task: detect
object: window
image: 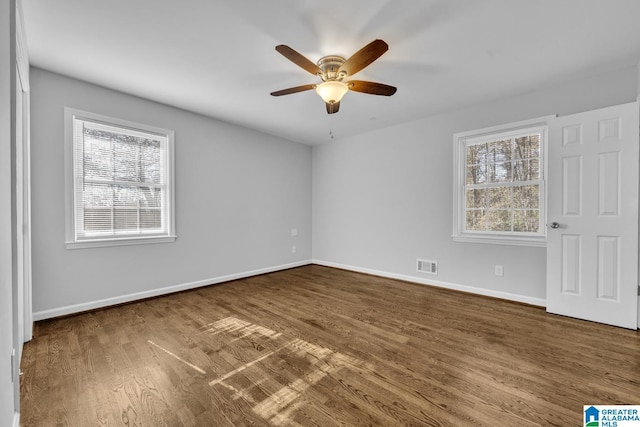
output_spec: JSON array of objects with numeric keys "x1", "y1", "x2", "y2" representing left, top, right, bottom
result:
[
  {"x1": 453, "y1": 117, "x2": 550, "y2": 246},
  {"x1": 65, "y1": 108, "x2": 176, "y2": 248}
]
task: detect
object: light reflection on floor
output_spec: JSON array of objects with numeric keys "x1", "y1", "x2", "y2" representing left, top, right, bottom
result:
[
  {"x1": 147, "y1": 340, "x2": 207, "y2": 374},
  {"x1": 151, "y1": 316, "x2": 372, "y2": 425}
]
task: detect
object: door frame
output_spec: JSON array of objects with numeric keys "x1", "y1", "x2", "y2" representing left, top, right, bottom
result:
[
  {"x1": 15, "y1": 0, "x2": 30, "y2": 341},
  {"x1": 11, "y1": 0, "x2": 31, "y2": 420},
  {"x1": 637, "y1": 72, "x2": 640, "y2": 328}
]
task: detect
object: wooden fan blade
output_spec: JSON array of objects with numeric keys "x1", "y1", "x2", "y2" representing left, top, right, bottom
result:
[
  {"x1": 338, "y1": 39, "x2": 388, "y2": 77},
  {"x1": 270, "y1": 84, "x2": 316, "y2": 96},
  {"x1": 275, "y1": 45, "x2": 322, "y2": 76},
  {"x1": 325, "y1": 101, "x2": 340, "y2": 114},
  {"x1": 347, "y1": 80, "x2": 397, "y2": 96}
]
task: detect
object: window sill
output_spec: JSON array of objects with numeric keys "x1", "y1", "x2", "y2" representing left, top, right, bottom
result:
[
  {"x1": 452, "y1": 234, "x2": 546, "y2": 247},
  {"x1": 65, "y1": 235, "x2": 177, "y2": 250}
]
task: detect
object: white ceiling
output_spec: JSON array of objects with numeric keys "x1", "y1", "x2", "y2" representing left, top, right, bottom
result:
[{"x1": 21, "y1": 0, "x2": 640, "y2": 145}]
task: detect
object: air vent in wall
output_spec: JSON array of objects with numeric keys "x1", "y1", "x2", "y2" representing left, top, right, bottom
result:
[{"x1": 417, "y1": 259, "x2": 438, "y2": 275}]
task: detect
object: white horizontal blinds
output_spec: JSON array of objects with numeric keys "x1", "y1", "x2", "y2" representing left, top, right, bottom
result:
[
  {"x1": 73, "y1": 116, "x2": 167, "y2": 239},
  {"x1": 464, "y1": 129, "x2": 542, "y2": 234}
]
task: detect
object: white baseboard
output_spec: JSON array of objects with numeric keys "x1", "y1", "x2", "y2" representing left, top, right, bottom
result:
[
  {"x1": 33, "y1": 260, "x2": 312, "y2": 321},
  {"x1": 312, "y1": 259, "x2": 546, "y2": 307},
  {"x1": 13, "y1": 412, "x2": 19, "y2": 427},
  {"x1": 33, "y1": 259, "x2": 545, "y2": 321}
]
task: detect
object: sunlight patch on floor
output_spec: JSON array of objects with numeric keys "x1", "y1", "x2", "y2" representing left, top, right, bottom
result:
[
  {"x1": 199, "y1": 316, "x2": 282, "y2": 340},
  {"x1": 147, "y1": 340, "x2": 206, "y2": 374},
  {"x1": 152, "y1": 316, "x2": 374, "y2": 425},
  {"x1": 206, "y1": 317, "x2": 373, "y2": 425}
]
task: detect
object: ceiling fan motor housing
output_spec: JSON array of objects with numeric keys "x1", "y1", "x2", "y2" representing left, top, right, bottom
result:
[{"x1": 317, "y1": 55, "x2": 346, "y2": 81}]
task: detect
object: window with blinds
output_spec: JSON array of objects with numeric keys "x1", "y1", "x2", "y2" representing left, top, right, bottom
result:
[
  {"x1": 65, "y1": 108, "x2": 176, "y2": 248},
  {"x1": 453, "y1": 119, "x2": 548, "y2": 246}
]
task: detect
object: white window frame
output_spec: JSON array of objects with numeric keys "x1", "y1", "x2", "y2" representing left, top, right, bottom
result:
[
  {"x1": 452, "y1": 116, "x2": 552, "y2": 247},
  {"x1": 64, "y1": 108, "x2": 176, "y2": 249}
]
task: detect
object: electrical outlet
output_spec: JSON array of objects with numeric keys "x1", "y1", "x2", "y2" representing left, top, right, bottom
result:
[
  {"x1": 291, "y1": 228, "x2": 298, "y2": 236},
  {"x1": 494, "y1": 265, "x2": 504, "y2": 276},
  {"x1": 291, "y1": 246, "x2": 297, "y2": 253}
]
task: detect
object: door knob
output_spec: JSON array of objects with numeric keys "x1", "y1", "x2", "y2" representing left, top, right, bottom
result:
[{"x1": 550, "y1": 222, "x2": 560, "y2": 229}]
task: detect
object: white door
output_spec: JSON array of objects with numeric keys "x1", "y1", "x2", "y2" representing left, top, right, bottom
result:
[{"x1": 546, "y1": 102, "x2": 639, "y2": 329}]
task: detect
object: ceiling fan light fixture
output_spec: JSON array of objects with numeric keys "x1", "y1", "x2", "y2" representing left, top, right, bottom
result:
[
  {"x1": 315, "y1": 80, "x2": 349, "y2": 104},
  {"x1": 273, "y1": 40, "x2": 395, "y2": 114}
]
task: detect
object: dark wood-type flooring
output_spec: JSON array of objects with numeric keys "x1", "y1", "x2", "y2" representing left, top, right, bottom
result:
[{"x1": 20, "y1": 265, "x2": 640, "y2": 426}]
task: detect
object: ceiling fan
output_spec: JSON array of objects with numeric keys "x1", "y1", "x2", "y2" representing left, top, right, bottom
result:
[{"x1": 270, "y1": 39, "x2": 397, "y2": 114}]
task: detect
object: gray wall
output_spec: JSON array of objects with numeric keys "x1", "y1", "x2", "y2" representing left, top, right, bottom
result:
[
  {"x1": 28, "y1": 63, "x2": 640, "y2": 317},
  {"x1": 30, "y1": 68, "x2": 312, "y2": 318},
  {"x1": 312, "y1": 65, "x2": 638, "y2": 304}
]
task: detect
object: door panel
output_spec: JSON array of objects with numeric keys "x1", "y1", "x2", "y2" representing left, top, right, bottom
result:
[
  {"x1": 561, "y1": 234, "x2": 580, "y2": 294},
  {"x1": 562, "y1": 156, "x2": 581, "y2": 215},
  {"x1": 547, "y1": 102, "x2": 639, "y2": 329}
]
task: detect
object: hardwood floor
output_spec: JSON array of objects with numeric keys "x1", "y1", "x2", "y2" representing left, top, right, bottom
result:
[{"x1": 20, "y1": 265, "x2": 640, "y2": 426}]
